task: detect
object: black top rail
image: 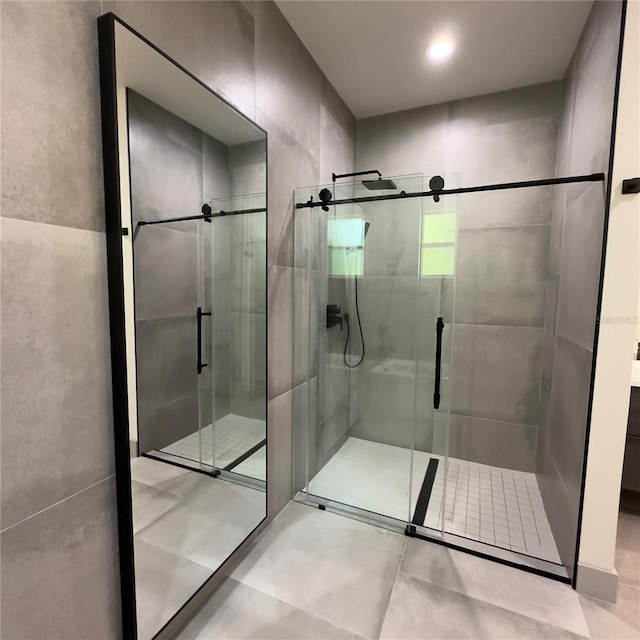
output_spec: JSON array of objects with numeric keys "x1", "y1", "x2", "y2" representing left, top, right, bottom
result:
[
  {"x1": 137, "y1": 206, "x2": 267, "y2": 227},
  {"x1": 295, "y1": 173, "x2": 605, "y2": 210}
]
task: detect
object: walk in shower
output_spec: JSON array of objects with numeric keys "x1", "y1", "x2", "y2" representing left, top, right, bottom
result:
[{"x1": 293, "y1": 171, "x2": 606, "y2": 579}]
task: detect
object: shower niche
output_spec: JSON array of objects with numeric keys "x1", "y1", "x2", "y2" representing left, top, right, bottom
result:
[
  {"x1": 99, "y1": 14, "x2": 267, "y2": 640},
  {"x1": 293, "y1": 170, "x2": 606, "y2": 582}
]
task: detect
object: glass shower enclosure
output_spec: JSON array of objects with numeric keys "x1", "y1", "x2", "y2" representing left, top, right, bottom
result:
[
  {"x1": 293, "y1": 172, "x2": 607, "y2": 580},
  {"x1": 293, "y1": 174, "x2": 455, "y2": 530},
  {"x1": 134, "y1": 192, "x2": 267, "y2": 484}
]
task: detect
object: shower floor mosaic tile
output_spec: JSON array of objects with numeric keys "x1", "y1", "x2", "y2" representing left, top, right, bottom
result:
[
  {"x1": 425, "y1": 457, "x2": 562, "y2": 564},
  {"x1": 160, "y1": 413, "x2": 265, "y2": 473},
  {"x1": 308, "y1": 436, "x2": 561, "y2": 564}
]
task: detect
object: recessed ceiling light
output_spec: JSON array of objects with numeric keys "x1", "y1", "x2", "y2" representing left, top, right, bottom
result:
[{"x1": 426, "y1": 40, "x2": 455, "y2": 62}]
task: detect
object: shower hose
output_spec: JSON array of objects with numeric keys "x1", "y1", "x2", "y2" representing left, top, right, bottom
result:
[{"x1": 343, "y1": 274, "x2": 365, "y2": 368}]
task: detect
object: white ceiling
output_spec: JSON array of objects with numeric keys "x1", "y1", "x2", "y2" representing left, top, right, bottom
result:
[{"x1": 276, "y1": 0, "x2": 593, "y2": 119}]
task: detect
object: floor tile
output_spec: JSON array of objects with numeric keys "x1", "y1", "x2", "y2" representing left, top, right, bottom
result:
[
  {"x1": 579, "y1": 584, "x2": 640, "y2": 640},
  {"x1": 380, "y1": 573, "x2": 586, "y2": 639},
  {"x1": 130, "y1": 456, "x2": 192, "y2": 488},
  {"x1": 132, "y1": 481, "x2": 180, "y2": 534},
  {"x1": 137, "y1": 477, "x2": 265, "y2": 571},
  {"x1": 615, "y1": 511, "x2": 640, "y2": 589},
  {"x1": 231, "y1": 502, "x2": 406, "y2": 639},
  {"x1": 401, "y1": 538, "x2": 589, "y2": 636},
  {"x1": 135, "y1": 538, "x2": 212, "y2": 640},
  {"x1": 178, "y1": 578, "x2": 364, "y2": 640}
]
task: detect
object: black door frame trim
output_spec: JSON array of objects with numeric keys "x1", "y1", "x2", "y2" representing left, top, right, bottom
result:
[{"x1": 572, "y1": 0, "x2": 628, "y2": 589}]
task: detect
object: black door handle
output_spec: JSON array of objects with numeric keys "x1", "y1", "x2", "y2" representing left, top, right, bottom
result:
[
  {"x1": 434, "y1": 316, "x2": 444, "y2": 409},
  {"x1": 197, "y1": 306, "x2": 211, "y2": 374}
]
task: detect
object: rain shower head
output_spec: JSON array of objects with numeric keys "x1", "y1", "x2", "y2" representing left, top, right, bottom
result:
[{"x1": 362, "y1": 177, "x2": 397, "y2": 191}]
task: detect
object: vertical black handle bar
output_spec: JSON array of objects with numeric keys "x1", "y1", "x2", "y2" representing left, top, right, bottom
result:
[
  {"x1": 434, "y1": 317, "x2": 444, "y2": 409},
  {"x1": 197, "y1": 306, "x2": 211, "y2": 374}
]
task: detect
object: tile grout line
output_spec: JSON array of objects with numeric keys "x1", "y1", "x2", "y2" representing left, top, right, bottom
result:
[{"x1": 1, "y1": 474, "x2": 115, "y2": 534}]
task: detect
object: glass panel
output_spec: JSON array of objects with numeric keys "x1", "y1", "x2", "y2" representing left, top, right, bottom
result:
[
  {"x1": 412, "y1": 179, "x2": 458, "y2": 537},
  {"x1": 294, "y1": 175, "x2": 450, "y2": 525},
  {"x1": 202, "y1": 193, "x2": 267, "y2": 481},
  {"x1": 441, "y1": 183, "x2": 565, "y2": 565}
]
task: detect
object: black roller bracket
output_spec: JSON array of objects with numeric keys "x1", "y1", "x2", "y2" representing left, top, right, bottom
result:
[
  {"x1": 622, "y1": 177, "x2": 640, "y2": 194},
  {"x1": 120, "y1": 227, "x2": 129, "y2": 236}
]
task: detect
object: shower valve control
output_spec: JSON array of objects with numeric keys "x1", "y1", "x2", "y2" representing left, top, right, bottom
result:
[{"x1": 327, "y1": 304, "x2": 343, "y2": 330}]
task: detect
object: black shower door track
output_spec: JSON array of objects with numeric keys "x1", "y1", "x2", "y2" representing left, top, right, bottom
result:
[
  {"x1": 295, "y1": 173, "x2": 604, "y2": 209},
  {"x1": 137, "y1": 206, "x2": 267, "y2": 227}
]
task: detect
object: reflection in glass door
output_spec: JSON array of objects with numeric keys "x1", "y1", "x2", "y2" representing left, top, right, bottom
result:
[{"x1": 143, "y1": 194, "x2": 267, "y2": 486}]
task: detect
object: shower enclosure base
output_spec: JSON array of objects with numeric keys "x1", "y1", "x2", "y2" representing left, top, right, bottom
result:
[
  {"x1": 300, "y1": 436, "x2": 563, "y2": 571},
  {"x1": 145, "y1": 413, "x2": 266, "y2": 483}
]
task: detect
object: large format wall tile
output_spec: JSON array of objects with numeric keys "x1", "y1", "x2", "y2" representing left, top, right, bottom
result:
[
  {"x1": 447, "y1": 81, "x2": 562, "y2": 131},
  {"x1": 566, "y1": 0, "x2": 622, "y2": 203},
  {"x1": 138, "y1": 393, "x2": 199, "y2": 453},
  {"x1": 450, "y1": 324, "x2": 544, "y2": 427},
  {"x1": 455, "y1": 225, "x2": 550, "y2": 327},
  {"x1": 447, "y1": 414, "x2": 537, "y2": 472},
  {"x1": 129, "y1": 90, "x2": 205, "y2": 229},
  {"x1": 457, "y1": 185, "x2": 554, "y2": 231},
  {"x1": 556, "y1": 183, "x2": 606, "y2": 351},
  {"x1": 267, "y1": 389, "x2": 293, "y2": 516},
  {"x1": 230, "y1": 311, "x2": 267, "y2": 386},
  {"x1": 319, "y1": 76, "x2": 356, "y2": 184},
  {"x1": 203, "y1": 133, "x2": 232, "y2": 202},
  {"x1": 1, "y1": 477, "x2": 120, "y2": 640},
  {"x1": 547, "y1": 335, "x2": 593, "y2": 509},
  {"x1": 1, "y1": 218, "x2": 114, "y2": 529},
  {"x1": 134, "y1": 226, "x2": 198, "y2": 320},
  {"x1": 229, "y1": 139, "x2": 267, "y2": 197},
  {"x1": 542, "y1": 275, "x2": 560, "y2": 387},
  {"x1": 136, "y1": 316, "x2": 198, "y2": 414},
  {"x1": 0, "y1": 1, "x2": 104, "y2": 232},
  {"x1": 548, "y1": 183, "x2": 567, "y2": 277},
  {"x1": 104, "y1": 0, "x2": 257, "y2": 117},
  {"x1": 445, "y1": 115, "x2": 559, "y2": 186},
  {"x1": 357, "y1": 276, "x2": 419, "y2": 363},
  {"x1": 254, "y1": 1, "x2": 321, "y2": 156},
  {"x1": 356, "y1": 102, "x2": 449, "y2": 178},
  {"x1": 263, "y1": 114, "x2": 320, "y2": 268},
  {"x1": 362, "y1": 199, "x2": 422, "y2": 276},
  {"x1": 267, "y1": 265, "x2": 293, "y2": 399}
]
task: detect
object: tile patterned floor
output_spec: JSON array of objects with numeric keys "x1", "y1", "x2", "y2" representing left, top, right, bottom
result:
[
  {"x1": 161, "y1": 413, "x2": 265, "y2": 473},
  {"x1": 308, "y1": 436, "x2": 561, "y2": 563},
  {"x1": 427, "y1": 457, "x2": 561, "y2": 563},
  {"x1": 178, "y1": 502, "x2": 640, "y2": 640}
]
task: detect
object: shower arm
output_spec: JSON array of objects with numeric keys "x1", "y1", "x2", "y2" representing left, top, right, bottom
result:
[{"x1": 332, "y1": 169, "x2": 382, "y2": 184}]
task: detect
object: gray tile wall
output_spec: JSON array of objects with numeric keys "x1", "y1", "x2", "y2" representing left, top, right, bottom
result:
[
  {"x1": 355, "y1": 83, "x2": 562, "y2": 470},
  {"x1": 0, "y1": 1, "x2": 355, "y2": 636},
  {"x1": 536, "y1": 0, "x2": 623, "y2": 572}
]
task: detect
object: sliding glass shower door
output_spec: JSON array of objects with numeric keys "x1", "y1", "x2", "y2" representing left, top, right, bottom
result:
[
  {"x1": 197, "y1": 194, "x2": 267, "y2": 480},
  {"x1": 293, "y1": 175, "x2": 454, "y2": 528},
  {"x1": 137, "y1": 193, "x2": 267, "y2": 483}
]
